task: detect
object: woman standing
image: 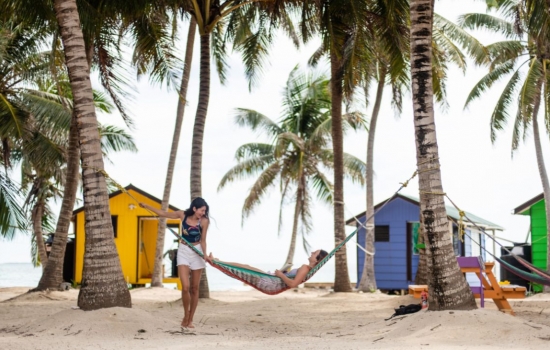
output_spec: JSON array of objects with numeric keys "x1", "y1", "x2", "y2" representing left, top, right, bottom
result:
[{"x1": 140, "y1": 197, "x2": 211, "y2": 328}]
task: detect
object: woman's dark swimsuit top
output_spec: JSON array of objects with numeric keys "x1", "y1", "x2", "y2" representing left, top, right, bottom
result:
[{"x1": 181, "y1": 215, "x2": 201, "y2": 244}]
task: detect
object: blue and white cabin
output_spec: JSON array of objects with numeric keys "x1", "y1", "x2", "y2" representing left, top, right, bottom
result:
[{"x1": 346, "y1": 194, "x2": 504, "y2": 290}]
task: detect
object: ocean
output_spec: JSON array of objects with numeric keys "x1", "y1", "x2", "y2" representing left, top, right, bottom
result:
[{"x1": 0, "y1": 262, "x2": 348, "y2": 291}]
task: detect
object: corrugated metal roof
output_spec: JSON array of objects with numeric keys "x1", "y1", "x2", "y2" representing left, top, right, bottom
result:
[{"x1": 346, "y1": 193, "x2": 504, "y2": 231}]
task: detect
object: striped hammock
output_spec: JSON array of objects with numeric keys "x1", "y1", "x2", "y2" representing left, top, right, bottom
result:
[
  {"x1": 168, "y1": 227, "x2": 358, "y2": 295},
  {"x1": 496, "y1": 256, "x2": 550, "y2": 286}
]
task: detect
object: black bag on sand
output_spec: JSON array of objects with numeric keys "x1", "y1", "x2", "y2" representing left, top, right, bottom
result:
[{"x1": 385, "y1": 303, "x2": 422, "y2": 321}]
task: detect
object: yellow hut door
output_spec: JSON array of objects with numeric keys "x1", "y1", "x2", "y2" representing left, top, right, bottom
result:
[{"x1": 138, "y1": 218, "x2": 158, "y2": 281}]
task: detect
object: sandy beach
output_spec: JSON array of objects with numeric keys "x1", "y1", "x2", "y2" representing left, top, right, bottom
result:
[{"x1": 0, "y1": 286, "x2": 549, "y2": 349}]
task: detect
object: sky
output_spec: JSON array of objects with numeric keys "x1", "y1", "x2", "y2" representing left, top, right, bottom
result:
[{"x1": 0, "y1": 1, "x2": 547, "y2": 282}]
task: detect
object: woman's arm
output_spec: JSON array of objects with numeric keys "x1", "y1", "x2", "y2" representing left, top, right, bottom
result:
[
  {"x1": 139, "y1": 203, "x2": 183, "y2": 219},
  {"x1": 200, "y1": 218, "x2": 212, "y2": 263},
  {"x1": 275, "y1": 265, "x2": 310, "y2": 288}
]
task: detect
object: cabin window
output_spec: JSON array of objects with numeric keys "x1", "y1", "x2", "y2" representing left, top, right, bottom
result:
[
  {"x1": 374, "y1": 225, "x2": 390, "y2": 242},
  {"x1": 111, "y1": 216, "x2": 118, "y2": 238}
]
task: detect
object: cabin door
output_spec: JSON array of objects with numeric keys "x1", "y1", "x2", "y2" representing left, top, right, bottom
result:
[
  {"x1": 137, "y1": 218, "x2": 158, "y2": 280},
  {"x1": 406, "y1": 222, "x2": 421, "y2": 282}
]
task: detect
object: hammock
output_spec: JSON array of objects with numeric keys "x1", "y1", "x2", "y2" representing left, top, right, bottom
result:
[
  {"x1": 168, "y1": 227, "x2": 358, "y2": 295},
  {"x1": 495, "y1": 257, "x2": 550, "y2": 286}
]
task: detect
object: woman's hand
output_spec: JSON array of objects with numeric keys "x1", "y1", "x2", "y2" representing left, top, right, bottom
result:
[
  {"x1": 274, "y1": 270, "x2": 285, "y2": 278},
  {"x1": 204, "y1": 254, "x2": 212, "y2": 264}
]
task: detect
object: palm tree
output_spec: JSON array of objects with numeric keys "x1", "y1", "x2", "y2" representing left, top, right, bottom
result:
[
  {"x1": 52, "y1": 0, "x2": 131, "y2": 310},
  {"x1": 296, "y1": 0, "x2": 374, "y2": 292},
  {"x1": 173, "y1": 0, "x2": 301, "y2": 298},
  {"x1": 357, "y1": 10, "x2": 489, "y2": 292},
  {"x1": 151, "y1": 19, "x2": 197, "y2": 287},
  {"x1": 462, "y1": 0, "x2": 550, "y2": 291},
  {"x1": 9, "y1": 72, "x2": 137, "y2": 289},
  {"x1": 409, "y1": 0, "x2": 476, "y2": 310},
  {"x1": 0, "y1": 21, "x2": 48, "y2": 243},
  {"x1": 219, "y1": 67, "x2": 366, "y2": 266}
]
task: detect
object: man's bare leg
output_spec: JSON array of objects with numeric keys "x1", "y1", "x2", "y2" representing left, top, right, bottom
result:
[{"x1": 209, "y1": 253, "x2": 266, "y2": 273}]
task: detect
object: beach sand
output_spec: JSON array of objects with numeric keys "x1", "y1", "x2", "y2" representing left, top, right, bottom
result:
[{"x1": 1, "y1": 286, "x2": 549, "y2": 349}]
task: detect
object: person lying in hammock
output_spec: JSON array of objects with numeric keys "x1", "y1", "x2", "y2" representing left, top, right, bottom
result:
[{"x1": 208, "y1": 249, "x2": 328, "y2": 288}]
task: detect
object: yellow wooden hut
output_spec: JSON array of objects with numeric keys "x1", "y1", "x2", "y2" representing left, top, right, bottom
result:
[{"x1": 72, "y1": 184, "x2": 182, "y2": 288}]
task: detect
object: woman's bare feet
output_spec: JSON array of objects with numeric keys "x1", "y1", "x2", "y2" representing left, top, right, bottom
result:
[
  {"x1": 187, "y1": 321, "x2": 195, "y2": 329},
  {"x1": 181, "y1": 316, "x2": 189, "y2": 328}
]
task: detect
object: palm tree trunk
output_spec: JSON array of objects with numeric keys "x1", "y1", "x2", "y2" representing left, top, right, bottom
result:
[
  {"x1": 54, "y1": 0, "x2": 131, "y2": 310},
  {"x1": 410, "y1": 0, "x2": 476, "y2": 310},
  {"x1": 283, "y1": 179, "x2": 304, "y2": 268},
  {"x1": 531, "y1": 84, "x2": 550, "y2": 293},
  {"x1": 190, "y1": 33, "x2": 211, "y2": 298},
  {"x1": 32, "y1": 201, "x2": 48, "y2": 270},
  {"x1": 330, "y1": 49, "x2": 352, "y2": 293},
  {"x1": 151, "y1": 19, "x2": 197, "y2": 287},
  {"x1": 35, "y1": 114, "x2": 80, "y2": 290},
  {"x1": 358, "y1": 69, "x2": 385, "y2": 292}
]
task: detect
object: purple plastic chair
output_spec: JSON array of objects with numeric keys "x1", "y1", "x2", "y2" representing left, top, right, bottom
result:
[{"x1": 456, "y1": 256, "x2": 485, "y2": 308}]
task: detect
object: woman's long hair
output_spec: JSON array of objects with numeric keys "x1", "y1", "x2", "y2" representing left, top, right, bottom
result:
[{"x1": 183, "y1": 197, "x2": 209, "y2": 218}]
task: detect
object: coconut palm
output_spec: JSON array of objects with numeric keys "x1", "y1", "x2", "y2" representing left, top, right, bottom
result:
[
  {"x1": 6, "y1": 71, "x2": 137, "y2": 289},
  {"x1": 409, "y1": 0, "x2": 476, "y2": 310},
  {"x1": 151, "y1": 19, "x2": 197, "y2": 287},
  {"x1": 462, "y1": 0, "x2": 550, "y2": 291},
  {"x1": 357, "y1": 10, "x2": 489, "y2": 292},
  {"x1": 168, "y1": 0, "x2": 301, "y2": 298},
  {"x1": 219, "y1": 67, "x2": 366, "y2": 268},
  {"x1": 50, "y1": 0, "x2": 132, "y2": 310},
  {"x1": 1, "y1": 0, "x2": 182, "y2": 300},
  {"x1": 293, "y1": 0, "x2": 374, "y2": 293},
  {"x1": 0, "y1": 21, "x2": 49, "y2": 241}
]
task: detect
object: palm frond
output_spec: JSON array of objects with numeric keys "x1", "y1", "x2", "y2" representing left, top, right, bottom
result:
[
  {"x1": 342, "y1": 152, "x2": 366, "y2": 185},
  {"x1": 241, "y1": 161, "x2": 282, "y2": 221},
  {"x1": 486, "y1": 41, "x2": 526, "y2": 70},
  {"x1": 234, "y1": 108, "x2": 283, "y2": 137},
  {"x1": 458, "y1": 13, "x2": 517, "y2": 39},
  {"x1": 309, "y1": 170, "x2": 333, "y2": 204},
  {"x1": 490, "y1": 68, "x2": 522, "y2": 143},
  {"x1": 212, "y1": 19, "x2": 229, "y2": 85},
  {"x1": 0, "y1": 171, "x2": 27, "y2": 239},
  {"x1": 218, "y1": 154, "x2": 276, "y2": 190},
  {"x1": 518, "y1": 58, "x2": 543, "y2": 123},
  {"x1": 129, "y1": 8, "x2": 181, "y2": 89},
  {"x1": 234, "y1": 142, "x2": 275, "y2": 160},
  {"x1": 434, "y1": 13, "x2": 490, "y2": 66},
  {"x1": 464, "y1": 60, "x2": 516, "y2": 108},
  {"x1": 99, "y1": 124, "x2": 138, "y2": 157}
]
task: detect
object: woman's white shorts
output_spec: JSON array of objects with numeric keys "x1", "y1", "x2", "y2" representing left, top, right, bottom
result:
[{"x1": 176, "y1": 243, "x2": 206, "y2": 270}]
